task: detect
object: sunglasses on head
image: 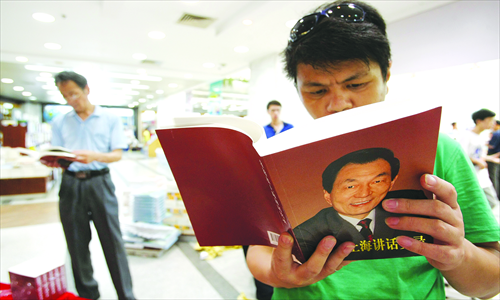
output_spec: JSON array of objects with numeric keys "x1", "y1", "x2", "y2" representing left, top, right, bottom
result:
[{"x1": 289, "y1": 3, "x2": 366, "y2": 42}]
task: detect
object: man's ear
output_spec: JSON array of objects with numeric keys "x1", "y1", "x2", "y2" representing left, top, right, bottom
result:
[
  {"x1": 389, "y1": 175, "x2": 398, "y2": 190},
  {"x1": 84, "y1": 85, "x2": 90, "y2": 95},
  {"x1": 324, "y1": 190, "x2": 333, "y2": 206}
]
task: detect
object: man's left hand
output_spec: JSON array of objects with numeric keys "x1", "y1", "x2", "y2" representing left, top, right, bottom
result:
[
  {"x1": 382, "y1": 174, "x2": 465, "y2": 271},
  {"x1": 73, "y1": 150, "x2": 99, "y2": 164}
]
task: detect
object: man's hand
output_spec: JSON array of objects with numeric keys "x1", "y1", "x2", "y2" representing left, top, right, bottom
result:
[
  {"x1": 247, "y1": 234, "x2": 355, "y2": 288},
  {"x1": 73, "y1": 150, "x2": 99, "y2": 164},
  {"x1": 383, "y1": 174, "x2": 465, "y2": 270},
  {"x1": 382, "y1": 174, "x2": 500, "y2": 298}
]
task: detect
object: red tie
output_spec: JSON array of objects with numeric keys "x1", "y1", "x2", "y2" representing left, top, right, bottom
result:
[{"x1": 358, "y1": 218, "x2": 374, "y2": 242}]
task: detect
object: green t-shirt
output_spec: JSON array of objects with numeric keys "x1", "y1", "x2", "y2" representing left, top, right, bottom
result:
[{"x1": 273, "y1": 133, "x2": 500, "y2": 300}]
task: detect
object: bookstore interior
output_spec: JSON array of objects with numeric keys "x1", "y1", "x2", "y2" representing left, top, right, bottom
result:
[{"x1": 1, "y1": 1, "x2": 499, "y2": 300}]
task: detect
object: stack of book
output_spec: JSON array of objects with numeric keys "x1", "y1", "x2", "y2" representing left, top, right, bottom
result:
[
  {"x1": 122, "y1": 222, "x2": 181, "y2": 258},
  {"x1": 132, "y1": 190, "x2": 167, "y2": 224}
]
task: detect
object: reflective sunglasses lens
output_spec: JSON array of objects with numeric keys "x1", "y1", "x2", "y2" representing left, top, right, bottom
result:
[
  {"x1": 327, "y1": 4, "x2": 365, "y2": 22},
  {"x1": 291, "y1": 15, "x2": 318, "y2": 41}
]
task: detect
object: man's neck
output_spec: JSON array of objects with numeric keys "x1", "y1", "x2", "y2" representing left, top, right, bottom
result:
[
  {"x1": 77, "y1": 104, "x2": 95, "y2": 121},
  {"x1": 472, "y1": 125, "x2": 483, "y2": 135},
  {"x1": 271, "y1": 119, "x2": 283, "y2": 127}
]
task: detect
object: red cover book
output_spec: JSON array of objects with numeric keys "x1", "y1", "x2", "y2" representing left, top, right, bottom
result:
[
  {"x1": 15, "y1": 146, "x2": 77, "y2": 169},
  {"x1": 156, "y1": 102, "x2": 441, "y2": 262}
]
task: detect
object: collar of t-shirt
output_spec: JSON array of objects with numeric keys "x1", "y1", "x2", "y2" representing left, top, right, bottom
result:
[{"x1": 339, "y1": 209, "x2": 376, "y2": 233}]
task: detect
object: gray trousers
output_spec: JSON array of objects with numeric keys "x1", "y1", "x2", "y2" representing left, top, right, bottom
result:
[
  {"x1": 59, "y1": 172, "x2": 134, "y2": 300},
  {"x1": 487, "y1": 161, "x2": 500, "y2": 197}
]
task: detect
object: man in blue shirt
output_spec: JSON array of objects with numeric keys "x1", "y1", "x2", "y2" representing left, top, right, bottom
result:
[
  {"x1": 263, "y1": 100, "x2": 294, "y2": 138},
  {"x1": 47, "y1": 71, "x2": 135, "y2": 300}
]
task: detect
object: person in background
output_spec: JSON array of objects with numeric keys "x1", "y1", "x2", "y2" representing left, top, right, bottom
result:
[
  {"x1": 460, "y1": 108, "x2": 499, "y2": 208},
  {"x1": 263, "y1": 100, "x2": 294, "y2": 138},
  {"x1": 245, "y1": 1, "x2": 500, "y2": 299},
  {"x1": 448, "y1": 122, "x2": 461, "y2": 140},
  {"x1": 47, "y1": 71, "x2": 135, "y2": 300},
  {"x1": 487, "y1": 120, "x2": 500, "y2": 197}
]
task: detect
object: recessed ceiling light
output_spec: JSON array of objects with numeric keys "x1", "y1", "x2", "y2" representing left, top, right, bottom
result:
[
  {"x1": 148, "y1": 31, "x2": 166, "y2": 39},
  {"x1": 132, "y1": 53, "x2": 147, "y2": 60},
  {"x1": 168, "y1": 83, "x2": 178, "y2": 88},
  {"x1": 242, "y1": 20, "x2": 253, "y2": 26},
  {"x1": 128, "y1": 103, "x2": 135, "y2": 108},
  {"x1": 139, "y1": 98, "x2": 147, "y2": 103},
  {"x1": 285, "y1": 19, "x2": 297, "y2": 29},
  {"x1": 32, "y1": 12, "x2": 55, "y2": 23},
  {"x1": 146, "y1": 95, "x2": 154, "y2": 99},
  {"x1": 130, "y1": 80, "x2": 140, "y2": 85},
  {"x1": 13, "y1": 86, "x2": 24, "y2": 91},
  {"x1": 184, "y1": 74, "x2": 193, "y2": 79},
  {"x1": 3, "y1": 103, "x2": 14, "y2": 109},
  {"x1": 203, "y1": 62, "x2": 215, "y2": 68},
  {"x1": 44, "y1": 43, "x2": 62, "y2": 50},
  {"x1": 156, "y1": 89, "x2": 164, "y2": 94},
  {"x1": 25, "y1": 65, "x2": 64, "y2": 72},
  {"x1": 16, "y1": 56, "x2": 28, "y2": 62},
  {"x1": 1, "y1": 78, "x2": 14, "y2": 84},
  {"x1": 234, "y1": 46, "x2": 249, "y2": 53},
  {"x1": 22, "y1": 91, "x2": 32, "y2": 96},
  {"x1": 29, "y1": 96, "x2": 37, "y2": 101},
  {"x1": 133, "y1": 101, "x2": 139, "y2": 106}
]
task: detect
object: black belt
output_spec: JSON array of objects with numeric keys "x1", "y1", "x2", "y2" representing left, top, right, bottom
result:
[{"x1": 65, "y1": 168, "x2": 110, "y2": 179}]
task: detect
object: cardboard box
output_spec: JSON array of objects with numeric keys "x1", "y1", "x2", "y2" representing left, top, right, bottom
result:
[{"x1": 8, "y1": 257, "x2": 67, "y2": 300}]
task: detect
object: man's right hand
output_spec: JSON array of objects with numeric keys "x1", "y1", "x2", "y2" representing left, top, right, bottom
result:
[{"x1": 247, "y1": 233, "x2": 355, "y2": 288}]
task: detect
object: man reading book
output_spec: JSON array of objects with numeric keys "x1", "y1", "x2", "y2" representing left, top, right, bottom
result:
[
  {"x1": 46, "y1": 71, "x2": 135, "y2": 300},
  {"x1": 246, "y1": 1, "x2": 500, "y2": 299},
  {"x1": 294, "y1": 148, "x2": 428, "y2": 260}
]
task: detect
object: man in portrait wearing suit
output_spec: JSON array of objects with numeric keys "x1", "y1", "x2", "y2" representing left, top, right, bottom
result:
[{"x1": 293, "y1": 148, "x2": 428, "y2": 260}]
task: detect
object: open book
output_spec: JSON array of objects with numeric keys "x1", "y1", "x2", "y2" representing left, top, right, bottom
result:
[
  {"x1": 16, "y1": 146, "x2": 77, "y2": 168},
  {"x1": 156, "y1": 102, "x2": 442, "y2": 262}
]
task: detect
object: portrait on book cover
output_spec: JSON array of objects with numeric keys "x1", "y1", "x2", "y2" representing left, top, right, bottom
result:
[{"x1": 289, "y1": 147, "x2": 430, "y2": 260}]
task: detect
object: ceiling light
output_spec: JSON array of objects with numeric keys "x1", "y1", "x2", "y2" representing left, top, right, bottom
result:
[
  {"x1": 203, "y1": 62, "x2": 215, "y2": 68},
  {"x1": 139, "y1": 98, "x2": 147, "y2": 103},
  {"x1": 29, "y1": 96, "x2": 37, "y2": 101},
  {"x1": 133, "y1": 101, "x2": 139, "y2": 106},
  {"x1": 44, "y1": 43, "x2": 62, "y2": 50},
  {"x1": 13, "y1": 86, "x2": 24, "y2": 91},
  {"x1": 234, "y1": 46, "x2": 249, "y2": 53},
  {"x1": 3, "y1": 103, "x2": 14, "y2": 109},
  {"x1": 130, "y1": 80, "x2": 140, "y2": 85},
  {"x1": 107, "y1": 72, "x2": 161, "y2": 82},
  {"x1": 132, "y1": 53, "x2": 147, "y2": 60},
  {"x1": 22, "y1": 92, "x2": 32, "y2": 96},
  {"x1": 242, "y1": 20, "x2": 253, "y2": 26},
  {"x1": 25, "y1": 65, "x2": 64, "y2": 73},
  {"x1": 128, "y1": 103, "x2": 135, "y2": 108},
  {"x1": 148, "y1": 31, "x2": 166, "y2": 39},
  {"x1": 156, "y1": 89, "x2": 164, "y2": 94},
  {"x1": 168, "y1": 83, "x2": 178, "y2": 88},
  {"x1": 32, "y1": 12, "x2": 55, "y2": 22},
  {"x1": 1, "y1": 78, "x2": 14, "y2": 84},
  {"x1": 285, "y1": 19, "x2": 297, "y2": 29},
  {"x1": 39, "y1": 72, "x2": 52, "y2": 77},
  {"x1": 146, "y1": 95, "x2": 154, "y2": 99},
  {"x1": 184, "y1": 74, "x2": 193, "y2": 79},
  {"x1": 16, "y1": 56, "x2": 29, "y2": 62}
]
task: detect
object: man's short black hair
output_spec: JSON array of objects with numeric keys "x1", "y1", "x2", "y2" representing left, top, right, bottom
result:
[
  {"x1": 322, "y1": 147, "x2": 400, "y2": 193},
  {"x1": 54, "y1": 71, "x2": 88, "y2": 90},
  {"x1": 283, "y1": 0, "x2": 391, "y2": 85},
  {"x1": 267, "y1": 100, "x2": 282, "y2": 110},
  {"x1": 496, "y1": 120, "x2": 500, "y2": 126},
  {"x1": 472, "y1": 109, "x2": 496, "y2": 124}
]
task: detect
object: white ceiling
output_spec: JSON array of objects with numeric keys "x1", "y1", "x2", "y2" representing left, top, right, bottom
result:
[{"x1": 0, "y1": 0, "x2": 455, "y2": 107}]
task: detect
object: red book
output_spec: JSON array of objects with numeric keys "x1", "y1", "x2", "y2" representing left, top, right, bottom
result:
[
  {"x1": 156, "y1": 102, "x2": 441, "y2": 262},
  {"x1": 15, "y1": 146, "x2": 77, "y2": 169},
  {"x1": 8, "y1": 258, "x2": 67, "y2": 300}
]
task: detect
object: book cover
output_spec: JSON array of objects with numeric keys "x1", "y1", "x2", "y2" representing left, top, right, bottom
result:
[
  {"x1": 15, "y1": 146, "x2": 77, "y2": 168},
  {"x1": 156, "y1": 102, "x2": 441, "y2": 262}
]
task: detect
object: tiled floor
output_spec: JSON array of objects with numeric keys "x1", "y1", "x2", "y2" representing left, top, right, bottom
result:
[{"x1": 1, "y1": 151, "x2": 499, "y2": 300}]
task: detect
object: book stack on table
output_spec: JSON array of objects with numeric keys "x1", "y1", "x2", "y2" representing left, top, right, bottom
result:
[
  {"x1": 122, "y1": 222, "x2": 181, "y2": 258},
  {"x1": 132, "y1": 190, "x2": 167, "y2": 224}
]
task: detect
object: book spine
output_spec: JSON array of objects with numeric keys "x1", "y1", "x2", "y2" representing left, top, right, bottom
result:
[{"x1": 259, "y1": 159, "x2": 288, "y2": 226}]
